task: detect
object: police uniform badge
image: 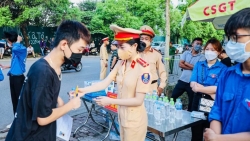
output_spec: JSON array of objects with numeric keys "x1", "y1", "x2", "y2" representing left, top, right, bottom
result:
[{"x1": 141, "y1": 73, "x2": 150, "y2": 84}]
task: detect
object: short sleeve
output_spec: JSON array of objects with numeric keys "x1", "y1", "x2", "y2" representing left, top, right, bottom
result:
[
  {"x1": 107, "y1": 60, "x2": 121, "y2": 81},
  {"x1": 209, "y1": 72, "x2": 226, "y2": 122},
  {"x1": 31, "y1": 86, "x2": 54, "y2": 120},
  {"x1": 199, "y1": 54, "x2": 206, "y2": 61},
  {"x1": 180, "y1": 51, "x2": 187, "y2": 61},
  {"x1": 0, "y1": 69, "x2": 4, "y2": 81},
  {"x1": 136, "y1": 66, "x2": 151, "y2": 94},
  {"x1": 190, "y1": 62, "x2": 199, "y2": 82}
]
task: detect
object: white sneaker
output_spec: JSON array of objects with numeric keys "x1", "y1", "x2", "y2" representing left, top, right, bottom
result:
[{"x1": 6, "y1": 123, "x2": 12, "y2": 129}]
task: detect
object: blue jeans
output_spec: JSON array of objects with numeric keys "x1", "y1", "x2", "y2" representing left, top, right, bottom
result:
[{"x1": 40, "y1": 48, "x2": 44, "y2": 56}]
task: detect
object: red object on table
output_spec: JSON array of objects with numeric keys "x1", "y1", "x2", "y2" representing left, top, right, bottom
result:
[{"x1": 105, "y1": 92, "x2": 118, "y2": 112}]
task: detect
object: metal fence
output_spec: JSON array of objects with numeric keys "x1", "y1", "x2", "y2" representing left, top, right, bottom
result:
[{"x1": 167, "y1": 54, "x2": 182, "y2": 85}]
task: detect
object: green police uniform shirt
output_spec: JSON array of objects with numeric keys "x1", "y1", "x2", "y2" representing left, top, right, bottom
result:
[{"x1": 169, "y1": 47, "x2": 177, "y2": 55}]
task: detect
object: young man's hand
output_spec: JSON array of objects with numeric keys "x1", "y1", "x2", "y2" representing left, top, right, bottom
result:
[{"x1": 68, "y1": 96, "x2": 81, "y2": 110}]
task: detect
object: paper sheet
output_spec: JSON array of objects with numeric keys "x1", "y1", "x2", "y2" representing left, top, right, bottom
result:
[{"x1": 56, "y1": 114, "x2": 73, "y2": 141}]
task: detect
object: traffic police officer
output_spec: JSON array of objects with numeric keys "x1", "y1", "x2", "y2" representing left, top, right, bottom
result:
[
  {"x1": 140, "y1": 25, "x2": 167, "y2": 95},
  {"x1": 79, "y1": 25, "x2": 151, "y2": 141},
  {"x1": 99, "y1": 37, "x2": 109, "y2": 79}
]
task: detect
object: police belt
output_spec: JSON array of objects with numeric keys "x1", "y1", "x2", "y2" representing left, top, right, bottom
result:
[
  {"x1": 151, "y1": 80, "x2": 157, "y2": 84},
  {"x1": 100, "y1": 59, "x2": 108, "y2": 61}
]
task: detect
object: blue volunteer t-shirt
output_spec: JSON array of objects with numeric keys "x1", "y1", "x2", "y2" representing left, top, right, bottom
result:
[
  {"x1": 0, "y1": 40, "x2": 6, "y2": 48},
  {"x1": 209, "y1": 63, "x2": 250, "y2": 134},
  {"x1": 8, "y1": 43, "x2": 27, "y2": 75}
]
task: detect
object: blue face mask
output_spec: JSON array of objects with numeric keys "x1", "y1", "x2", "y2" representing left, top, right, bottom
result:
[
  {"x1": 225, "y1": 40, "x2": 250, "y2": 63},
  {"x1": 194, "y1": 45, "x2": 201, "y2": 52}
]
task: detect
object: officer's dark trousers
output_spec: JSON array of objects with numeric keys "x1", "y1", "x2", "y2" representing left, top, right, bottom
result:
[
  {"x1": 191, "y1": 93, "x2": 210, "y2": 141},
  {"x1": 9, "y1": 74, "x2": 25, "y2": 115},
  {"x1": 171, "y1": 80, "x2": 194, "y2": 111}
]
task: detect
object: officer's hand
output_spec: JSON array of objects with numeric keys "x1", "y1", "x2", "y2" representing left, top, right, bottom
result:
[
  {"x1": 77, "y1": 88, "x2": 86, "y2": 97},
  {"x1": 94, "y1": 96, "x2": 112, "y2": 106},
  {"x1": 157, "y1": 87, "x2": 163, "y2": 95},
  {"x1": 204, "y1": 128, "x2": 218, "y2": 141},
  {"x1": 68, "y1": 96, "x2": 81, "y2": 110}
]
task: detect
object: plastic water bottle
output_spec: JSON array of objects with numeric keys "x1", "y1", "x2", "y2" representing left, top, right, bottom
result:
[
  {"x1": 152, "y1": 90, "x2": 158, "y2": 100},
  {"x1": 160, "y1": 93, "x2": 165, "y2": 99},
  {"x1": 159, "y1": 98, "x2": 166, "y2": 121},
  {"x1": 169, "y1": 98, "x2": 176, "y2": 123},
  {"x1": 175, "y1": 98, "x2": 183, "y2": 120},
  {"x1": 154, "y1": 100, "x2": 161, "y2": 125},
  {"x1": 149, "y1": 95, "x2": 154, "y2": 114},
  {"x1": 144, "y1": 94, "x2": 149, "y2": 113},
  {"x1": 164, "y1": 98, "x2": 170, "y2": 120}
]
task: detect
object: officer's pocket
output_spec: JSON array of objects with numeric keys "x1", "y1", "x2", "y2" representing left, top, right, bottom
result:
[{"x1": 126, "y1": 107, "x2": 140, "y2": 122}]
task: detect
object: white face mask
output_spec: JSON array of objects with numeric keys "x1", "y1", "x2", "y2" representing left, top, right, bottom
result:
[
  {"x1": 205, "y1": 50, "x2": 218, "y2": 61},
  {"x1": 225, "y1": 40, "x2": 250, "y2": 63}
]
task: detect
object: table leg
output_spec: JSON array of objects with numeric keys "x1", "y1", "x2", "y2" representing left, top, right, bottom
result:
[
  {"x1": 172, "y1": 132, "x2": 178, "y2": 141},
  {"x1": 73, "y1": 103, "x2": 95, "y2": 137},
  {"x1": 109, "y1": 113, "x2": 120, "y2": 135},
  {"x1": 101, "y1": 116, "x2": 113, "y2": 141},
  {"x1": 159, "y1": 136, "x2": 165, "y2": 141}
]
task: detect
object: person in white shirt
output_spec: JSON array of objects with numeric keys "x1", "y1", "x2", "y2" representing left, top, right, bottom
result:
[{"x1": 27, "y1": 44, "x2": 35, "y2": 58}]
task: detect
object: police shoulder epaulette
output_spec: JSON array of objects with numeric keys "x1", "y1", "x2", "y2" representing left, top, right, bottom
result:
[
  {"x1": 136, "y1": 58, "x2": 149, "y2": 67},
  {"x1": 153, "y1": 48, "x2": 161, "y2": 54}
]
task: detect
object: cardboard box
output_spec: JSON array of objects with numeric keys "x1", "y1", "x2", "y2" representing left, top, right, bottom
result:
[{"x1": 105, "y1": 92, "x2": 118, "y2": 112}]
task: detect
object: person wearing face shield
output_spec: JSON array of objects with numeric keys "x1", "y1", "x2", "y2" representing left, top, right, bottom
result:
[
  {"x1": 204, "y1": 8, "x2": 250, "y2": 141},
  {"x1": 100, "y1": 37, "x2": 109, "y2": 80},
  {"x1": 139, "y1": 25, "x2": 167, "y2": 95},
  {"x1": 190, "y1": 38, "x2": 227, "y2": 141},
  {"x1": 5, "y1": 20, "x2": 91, "y2": 141},
  {"x1": 77, "y1": 25, "x2": 151, "y2": 141},
  {"x1": 171, "y1": 38, "x2": 205, "y2": 112}
]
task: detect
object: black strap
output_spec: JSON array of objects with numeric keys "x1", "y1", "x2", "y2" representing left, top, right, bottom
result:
[
  {"x1": 201, "y1": 66, "x2": 213, "y2": 100},
  {"x1": 151, "y1": 80, "x2": 157, "y2": 84}
]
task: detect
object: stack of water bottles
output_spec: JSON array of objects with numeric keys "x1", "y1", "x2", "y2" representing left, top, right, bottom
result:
[{"x1": 144, "y1": 90, "x2": 183, "y2": 125}]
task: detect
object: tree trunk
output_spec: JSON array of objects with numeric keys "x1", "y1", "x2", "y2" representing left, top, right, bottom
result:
[
  {"x1": 20, "y1": 22, "x2": 29, "y2": 47},
  {"x1": 164, "y1": 0, "x2": 170, "y2": 85}
]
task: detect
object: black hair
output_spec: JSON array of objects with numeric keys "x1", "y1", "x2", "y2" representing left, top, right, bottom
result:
[
  {"x1": 221, "y1": 49, "x2": 226, "y2": 53},
  {"x1": 4, "y1": 31, "x2": 18, "y2": 43},
  {"x1": 126, "y1": 38, "x2": 146, "y2": 52},
  {"x1": 54, "y1": 20, "x2": 91, "y2": 48},
  {"x1": 224, "y1": 8, "x2": 250, "y2": 37},
  {"x1": 192, "y1": 37, "x2": 203, "y2": 44}
]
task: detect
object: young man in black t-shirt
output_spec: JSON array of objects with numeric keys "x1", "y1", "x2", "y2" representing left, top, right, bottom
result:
[{"x1": 6, "y1": 20, "x2": 91, "y2": 141}]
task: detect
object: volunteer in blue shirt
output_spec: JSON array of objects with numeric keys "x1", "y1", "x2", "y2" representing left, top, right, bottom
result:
[
  {"x1": 0, "y1": 31, "x2": 27, "y2": 128},
  {"x1": 204, "y1": 8, "x2": 250, "y2": 141},
  {"x1": 190, "y1": 38, "x2": 227, "y2": 141}
]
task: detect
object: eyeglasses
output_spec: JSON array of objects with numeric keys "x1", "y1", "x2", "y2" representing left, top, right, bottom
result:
[{"x1": 227, "y1": 34, "x2": 250, "y2": 44}]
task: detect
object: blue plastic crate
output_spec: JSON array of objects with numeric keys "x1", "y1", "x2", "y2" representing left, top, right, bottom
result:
[{"x1": 84, "y1": 90, "x2": 106, "y2": 99}]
